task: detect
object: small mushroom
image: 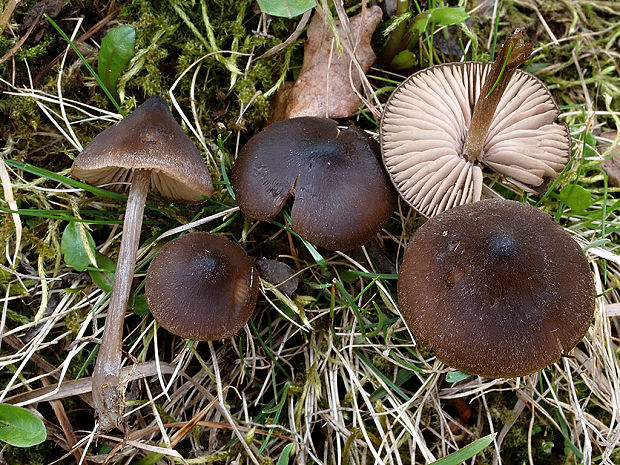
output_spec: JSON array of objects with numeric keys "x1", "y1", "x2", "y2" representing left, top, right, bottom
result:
[
  {"x1": 255, "y1": 258, "x2": 299, "y2": 297},
  {"x1": 381, "y1": 29, "x2": 571, "y2": 216},
  {"x1": 145, "y1": 232, "x2": 258, "y2": 341},
  {"x1": 71, "y1": 96, "x2": 213, "y2": 431},
  {"x1": 231, "y1": 117, "x2": 397, "y2": 251},
  {"x1": 398, "y1": 198, "x2": 595, "y2": 378}
]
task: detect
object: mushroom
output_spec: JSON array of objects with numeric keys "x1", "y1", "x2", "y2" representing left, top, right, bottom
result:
[
  {"x1": 381, "y1": 29, "x2": 571, "y2": 217},
  {"x1": 145, "y1": 232, "x2": 258, "y2": 341},
  {"x1": 71, "y1": 96, "x2": 213, "y2": 431},
  {"x1": 231, "y1": 117, "x2": 397, "y2": 251},
  {"x1": 398, "y1": 198, "x2": 595, "y2": 378}
]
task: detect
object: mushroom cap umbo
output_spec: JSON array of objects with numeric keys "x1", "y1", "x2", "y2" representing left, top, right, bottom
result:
[
  {"x1": 398, "y1": 198, "x2": 595, "y2": 378},
  {"x1": 381, "y1": 63, "x2": 570, "y2": 217},
  {"x1": 72, "y1": 96, "x2": 213, "y2": 202},
  {"x1": 145, "y1": 232, "x2": 258, "y2": 341},
  {"x1": 231, "y1": 117, "x2": 397, "y2": 251}
]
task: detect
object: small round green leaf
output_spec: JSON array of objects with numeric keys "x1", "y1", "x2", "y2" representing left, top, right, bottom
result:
[
  {"x1": 61, "y1": 222, "x2": 97, "y2": 271},
  {"x1": 256, "y1": 0, "x2": 316, "y2": 18},
  {"x1": 0, "y1": 404, "x2": 47, "y2": 448},
  {"x1": 558, "y1": 184, "x2": 592, "y2": 212}
]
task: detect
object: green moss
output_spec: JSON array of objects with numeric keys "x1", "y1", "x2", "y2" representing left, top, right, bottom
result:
[{"x1": 4, "y1": 441, "x2": 56, "y2": 465}]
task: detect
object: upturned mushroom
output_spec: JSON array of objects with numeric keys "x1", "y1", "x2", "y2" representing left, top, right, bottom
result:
[
  {"x1": 231, "y1": 117, "x2": 396, "y2": 251},
  {"x1": 72, "y1": 96, "x2": 213, "y2": 431},
  {"x1": 145, "y1": 232, "x2": 258, "y2": 341},
  {"x1": 381, "y1": 29, "x2": 571, "y2": 216},
  {"x1": 398, "y1": 199, "x2": 595, "y2": 378}
]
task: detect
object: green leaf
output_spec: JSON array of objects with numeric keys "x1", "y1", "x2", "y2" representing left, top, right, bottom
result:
[
  {"x1": 428, "y1": 6, "x2": 469, "y2": 26},
  {"x1": 62, "y1": 222, "x2": 97, "y2": 272},
  {"x1": 88, "y1": 252, "x2": 116, "y2": 293},
  {"x1": 430, "y1": 433, "x2": 496, "y2": 465},
  {"x1": 276, "y1": 443, "x2": 295, "y2": 465},
  {"x1": 445, "y1": 371, "x2": 471, "y2": 383},
  {"x1": 0, "y1": 404, "x2": 47, "y2": 448},
  {"x1": 391, "y1": 49, "x2": 417, "y2": 69},
  {"x1": 339, "y1": 270, "x2": 359, "y2": 284},
  {"x1": 256, "y1": 0, "x2": 316, "y2": 18},
  {"x1": 411, "y1": 7, "x2": 469, "y2": 35},
  {"x1": 583, "y1": 132, "x2": 598, "y2": 158},
  {"x1": 97, "y1": 25, "x2": 136, "y2": 101},
  {"x1": 133, "y1": 294, "x2": 150, "y2": 316},
  {"x1": 558, "y1": 184, "x2": 592, "y2": 212}
]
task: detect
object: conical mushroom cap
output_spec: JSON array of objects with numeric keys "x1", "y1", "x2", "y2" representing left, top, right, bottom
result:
[
  {"x1": 231, "y1": 117, "x2": 397, "y2": 251},
  {"x1": 398, "y1": 199, "x2": 595, "y2": 378},
  {"x1": 72, "y1": 96, "x2": 213, "y2": 202},
  {"x1": 145, "y1": 232, "x2": 258, "y2": 341},
  {"x1": 381, "y1": 63, "x2": 570, "y2": 217}
]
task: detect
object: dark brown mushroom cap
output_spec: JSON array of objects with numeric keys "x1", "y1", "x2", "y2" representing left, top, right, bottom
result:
[
  {"x1": 145, "y1": 232, "x2": 258, "y2": 341},
  {"x1": 231, "y1": 117, "x2": 397, "y2": 251},
  {"x1": 398, "y1": 199, "x2": 595, "y2": 378},
  {"x1": 72, "y1": 96, "x2": 213, "y2": 202}
]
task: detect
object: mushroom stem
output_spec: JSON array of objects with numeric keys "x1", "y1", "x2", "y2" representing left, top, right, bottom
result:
[
  {"x1": 92, "y1": 169, "x2": 151, "y2": 432},
  {"x1": 462, "y1": 29, "x2": 533, "y2": 162}
]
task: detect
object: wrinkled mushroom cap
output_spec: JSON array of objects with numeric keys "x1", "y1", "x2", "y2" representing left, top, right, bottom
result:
[
  {"x1": 398, "y1": 199, "x2": 595, "y2": 378},
  {"x1": 145, "y1": 232, "x2": 258, "y2": 341},
  {"x1": 381, "y1": 63, "x2": 570, "y2": 216},
  {"x1": 72, "y1": 96, "x2": 213, "y2": 202},
  {"x1": 231, "y1": 117, "x2": 397, "y2": 251}
]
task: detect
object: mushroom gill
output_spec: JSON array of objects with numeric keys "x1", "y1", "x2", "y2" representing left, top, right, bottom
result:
[{"x1": 380, "y1": 29, "x2": 570, "y2": 217}]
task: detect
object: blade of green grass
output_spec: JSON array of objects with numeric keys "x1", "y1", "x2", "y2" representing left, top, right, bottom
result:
[
  {"x1": 5, "y1": 160, "x2": 126, "y2": 201},
  {"x1": 46, "y1": 15, "x2": 124, "y2": 116},
  {"x1": 430, "y1": 433, "x2": 496, "y2": 464}
]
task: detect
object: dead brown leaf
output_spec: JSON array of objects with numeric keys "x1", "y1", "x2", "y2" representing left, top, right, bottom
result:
[
  {"x1": 598, "y1": 131, "x2": 620, "y2": 186},
  {"x1": 281, "y1": 5, "x2": 382, "y2": 120}
]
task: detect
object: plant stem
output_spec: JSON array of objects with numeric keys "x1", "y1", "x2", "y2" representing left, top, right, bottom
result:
[
  {"x1": 380, "y1": 0, "x2": 410, "y2": 65},
  {"x1": 462, "y1": 29, "x2": 532, "y2": 162},
  {"x1": 92, "y1": 169, "x2": 150, "y2": 432}
]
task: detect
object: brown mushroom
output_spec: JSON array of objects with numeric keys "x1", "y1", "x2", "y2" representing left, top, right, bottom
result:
[
  {"x1": 231, "y1": 117, "x2": 396, "y2": 251},
  {"x1": 71, "y1": 96, "x2": 213, "y2": 432},
  {"x1": 398, "y1": 198, "x2": 595, "y2": 378},
  {"x1": 381, "y1": 29, "x2": 571, "y2": 217},
  {"x1": 145, "y1": 232, "x2": 258, "y2": 341}
]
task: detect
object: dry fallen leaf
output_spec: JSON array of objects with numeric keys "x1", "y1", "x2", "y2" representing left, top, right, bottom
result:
[
  {"x1": 282, "y1": 5, "x2": 382, "y2": 119},
  {"x1": 599, "y1": 131, "x2": 620, "y2": 186}
]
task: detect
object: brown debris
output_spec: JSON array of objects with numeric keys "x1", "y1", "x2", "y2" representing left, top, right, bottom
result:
[
  {"x1": 598, "y1": 131, "x2": 620, "y2": 187},
  {"x1": 280, "y1": 6, "x2": 382, "y2": 120}
]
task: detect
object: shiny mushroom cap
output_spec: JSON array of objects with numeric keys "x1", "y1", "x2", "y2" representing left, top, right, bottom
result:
[
  {"x1": 398, "y1": 199, "x2": 595, "y2": 378},
  {"x1": 72, "y1": 96, "x2": 213, "y2": 202},
  {"x1": 381, "y1": 30, "x2": 570, "y2": 217},
  {"x1": 145, "y1": 232, "x2": 258, "y2": 341},
  {"x1": 231, "y1": 117, "x2": 397, "y2": 251}
]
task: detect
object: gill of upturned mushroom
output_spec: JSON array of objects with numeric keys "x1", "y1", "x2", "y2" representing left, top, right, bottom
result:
[
  {"x1": 231, "y1": 117, "x2": 397, "y2": 251},
  {"x1": 71, "y1": 96, "x2": 213, "y2": 432},
  {"x1": 381, "y1": 29, "x2": 571, "y2": 217},
  {"x1": 398, "y1": 199, "x2": 595, "y2": 378},
  {"x1": 145, "y1": 232, "x2": 258, "y2": 341}
]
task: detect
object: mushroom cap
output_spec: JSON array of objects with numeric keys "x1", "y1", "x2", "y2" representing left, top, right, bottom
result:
[
  {"x1": 145, "y1": 232, "x2": 258, "y2": 341},
  {"x1": 231, "y1": 117, "x2": 397, "y2": 251},
  {"x1": 381, "y1": 62, "x2": 570, "y2": 217},
  {"x1": 72, "y1": 96, "x2": 213, "y2": 202},
  {"x1": 398, "y1": 198, "x2": 595, "y2": 378}
]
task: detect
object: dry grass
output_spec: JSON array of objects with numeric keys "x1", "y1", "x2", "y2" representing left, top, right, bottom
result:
[{"x1": 0, "y1": 0, "x2": 620, "y2": 464}]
